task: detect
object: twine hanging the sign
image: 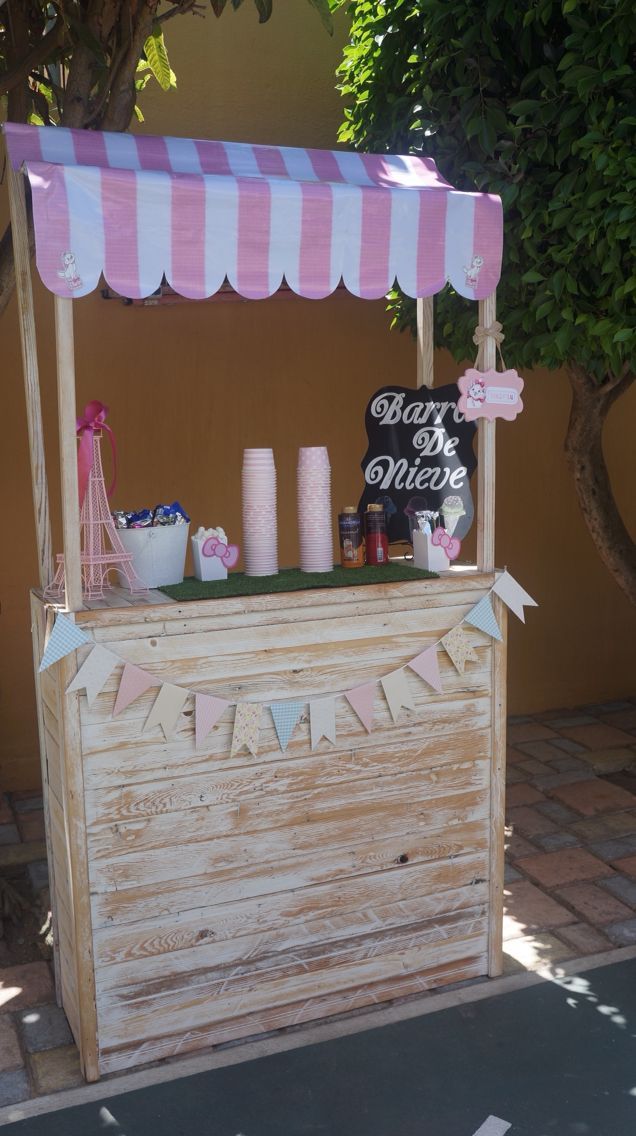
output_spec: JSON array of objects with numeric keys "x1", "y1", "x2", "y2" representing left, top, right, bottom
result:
[{"x1": 472, "y1": 321, "x2": 507, "y2": 370}]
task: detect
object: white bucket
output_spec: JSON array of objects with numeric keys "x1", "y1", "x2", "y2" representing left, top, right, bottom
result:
[{"x1": 117, "y1": 525, "x2": 189, "y2": 588}]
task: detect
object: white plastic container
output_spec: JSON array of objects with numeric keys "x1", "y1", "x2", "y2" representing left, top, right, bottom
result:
[
  {"x1": 191, "y1": 537, "x2": 228, "y2": 582},
  {"x1": 413, "y1": 528, "x2": 449, "y2": 573},
  {"x1": 117, "y1": 524, "x2": 189, "y2": 588}
]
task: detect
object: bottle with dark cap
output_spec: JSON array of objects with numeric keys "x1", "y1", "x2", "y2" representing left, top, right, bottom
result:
[{"x1": 338, "y1": 507, "x2": 364, "y2": 568}]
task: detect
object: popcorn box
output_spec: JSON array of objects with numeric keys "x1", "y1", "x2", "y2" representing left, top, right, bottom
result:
[
  {"x1": 117, "y1": 524, "x2": 189, "y2": 588},
  {"x1": 413, "y1": 528, "x2": 449, "y2": 573},
  {"x1": 191, "y1": 538, "x2": 228, "y2": 581}
]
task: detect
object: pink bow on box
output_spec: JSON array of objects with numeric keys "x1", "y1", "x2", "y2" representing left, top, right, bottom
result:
[
  {"x1": 76, "y1": 399, "x2": 116, "y2": 508},
  {"x1": 431, "y1": 526, "x2": 461, "y2": 561},
  {"x1": 201, "y1": 536, "x2": 240, "y2": 569}
]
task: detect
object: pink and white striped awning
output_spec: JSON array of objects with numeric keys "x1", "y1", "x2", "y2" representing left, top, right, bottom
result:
[{"x1": 3, "y1": 122, "x2": 502, "y2": 302}]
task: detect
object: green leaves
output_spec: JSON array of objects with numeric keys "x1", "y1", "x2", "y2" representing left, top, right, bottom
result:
[
  {"x1": 337, "y1": 0, "x2": 636, "y2": 381},
  {"x1": 142, "y1": 28, "x2": 176, "y2": 93}
]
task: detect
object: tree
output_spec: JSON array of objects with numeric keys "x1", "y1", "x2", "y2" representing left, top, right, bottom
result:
[
  {"x1": 337, "y1": 0, "x2": 636, "y2": 604},
  {"x1": 0, "y1": 0, "x2": 333, "y2": 318}
]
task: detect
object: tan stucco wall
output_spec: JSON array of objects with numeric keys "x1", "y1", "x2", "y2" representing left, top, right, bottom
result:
[{"x1": 1, "y1": 3, "x2": 635, "y2": 789}]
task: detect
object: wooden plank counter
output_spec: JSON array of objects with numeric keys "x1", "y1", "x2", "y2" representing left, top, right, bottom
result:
[{"x1": 31, "y1": 572, "x2": 507, "y2": 1080}]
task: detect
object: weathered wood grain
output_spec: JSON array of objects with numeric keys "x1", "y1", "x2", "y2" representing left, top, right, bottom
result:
[
  {"x1": 488, "y1": 595, "x2": 508, "y2": 975},
  {"x1": 94, "y1": 864, "x2": 488, "y2": 980},
  {"x1": 87, "y1": 757, "x2": 488, "y2": 867},
  {"x1": 85, "y1": 724, "x2": 491, "y2": 824},
  {"x1": 97, "y1": 912, "x2": 488, "y2": 1048},
  {"x1": 88, "y1": 779, "x2": 489, "y2": 894},
  {"x1": 97, "y1": 953, "x2": 487, "y2": 1075},
  {"x1": 54, "y1": 297, "x2": 83, "y2": 612},
  {"x1": 29, "y1": 598, "x2": 61, "y2": 1002},
  {"x1": 80, "y1": 689, "x2": 491, "y2": 788},
  {"x1": 74, "y1": 572, "x2": 497, "y2": 631},
  {"x1": 56, "y1": 652, "x2": 99, "y2": 1081},
  {"x1": 9, "y1": 175, "x2": 53, "y2": 589},
  {"x1": 95, "y1": 886, "x2": 486, "y2": 1004},
  {"x1": 90, "y1": 801, "x2": 489, "y2": 928}
]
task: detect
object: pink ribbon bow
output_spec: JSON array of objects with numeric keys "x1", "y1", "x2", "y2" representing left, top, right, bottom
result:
[
  {"x1": 76, "y1": 400, "x2": 117, "y2": 508},
  {"x1": 431, "y1": 526, "x2": 461, "y2": 561},
  {"x1": 201, "y1": 536, "x2": 240, "y2": 568}
]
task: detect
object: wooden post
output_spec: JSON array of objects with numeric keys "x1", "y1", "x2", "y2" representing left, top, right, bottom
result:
[
  {"x1": 7, "y1": 166, "x2": 54, "y2": 589},
  {"x1": 488, "y1": 593, "x2": 507, "y2": 976},
  {"x1": 58, "y1": 650, "x2": 99, "y2": 1080},
  {"x1": 416, "y1": 297, "x2": 434, "y2": 388},
  {"x1": 54, "y1": 297, "x2": 83, "y2": 611},
  {"x1": 476, "y1": 291, "x2": 497, "y2": 571}
]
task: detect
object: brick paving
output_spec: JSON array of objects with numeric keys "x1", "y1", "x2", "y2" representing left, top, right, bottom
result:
[
  {"x1": 503, "y1": 697, "x2": 636, "y2": 974},
  {"x1": 0, "y1": 697, "x2": 634, "y2": 1105}
]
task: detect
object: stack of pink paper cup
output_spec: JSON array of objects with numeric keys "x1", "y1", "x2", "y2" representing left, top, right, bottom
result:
[
  {"x1": 297, "y1": 446, "x2": 334, "y2": 573},
  {"x1": 242, "y1": 448, "x2": 278, "y2": 576}
]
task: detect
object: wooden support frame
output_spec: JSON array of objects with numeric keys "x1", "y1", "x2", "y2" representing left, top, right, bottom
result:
[
  {"x1": 54, "y1": 296, "x2": 83, "y2": 612},
  {"x1": 476, "y1": 291, "x2": 497, "y2": 572},
  {"x1": 7, "y1": 166, "x2": 53, "y2": 590},
  {"x1": 416, "y1": 297, "x2": 434, "y2": 388},
  {"x1": 488, "y1": 593, "x2": 507, "y2": 976}
]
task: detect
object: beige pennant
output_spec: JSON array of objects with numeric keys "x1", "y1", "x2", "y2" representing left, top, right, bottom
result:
[
  {"x1": 144, "y1": 683, "x2": 189, "y2": 739},
  {"x1": 231, "y1": 702, "x2": 262, "y2": 757},
  {"x1": 67, "y1": 644, "x2": 118, "y2": 707},
  {"x1": 441, "y1": 626, "x2": 479, "y2": 675},
  {"x1": 380, "y1": 670, "x2": 416, "y2": 723},
  {"x1": 309, "y1": 698, "x2": 337, "y2": 750}
]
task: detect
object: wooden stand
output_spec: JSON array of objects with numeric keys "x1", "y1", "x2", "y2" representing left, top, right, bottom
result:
[
  {"x1": 9, "y1": 153, "x2": 507, "y2": 1082},
  {"x1": 32, "y1": 574, "x2": 506, "y2": 1079}
]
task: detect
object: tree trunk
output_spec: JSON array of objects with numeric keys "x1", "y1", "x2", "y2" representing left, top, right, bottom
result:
[{"x1": 564, "y1": 363, "x2": 636, "y2": 606}]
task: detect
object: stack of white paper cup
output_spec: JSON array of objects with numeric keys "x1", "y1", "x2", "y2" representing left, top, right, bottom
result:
[
  {"x1": 242, "y1": 448, "x2": 278, "y2": 576},
  {"x1": 297, "y1": 446, "x2": 333, "y2": 573}
]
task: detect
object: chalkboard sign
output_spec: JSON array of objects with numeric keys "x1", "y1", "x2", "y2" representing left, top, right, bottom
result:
[{"x1": 358, "y1": 384, "x2": 477, "y2": 545}]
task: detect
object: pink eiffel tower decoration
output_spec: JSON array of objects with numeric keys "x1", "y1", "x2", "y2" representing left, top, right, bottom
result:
[{"x1": 45, "y1": 431, "x2": 148, "y2": 601}]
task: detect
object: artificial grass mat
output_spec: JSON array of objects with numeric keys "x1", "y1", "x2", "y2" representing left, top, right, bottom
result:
[{"x1": 159, "y1": 562, "x2": 437, "y2": 602}]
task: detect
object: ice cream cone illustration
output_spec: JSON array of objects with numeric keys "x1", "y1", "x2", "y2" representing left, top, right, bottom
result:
[{"x1": 441, "y1": 495, "x2": 465, "y2": 536}]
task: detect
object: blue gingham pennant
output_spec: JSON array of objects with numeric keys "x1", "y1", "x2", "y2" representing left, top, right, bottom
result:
[
  {"x1": 465, "y1": 595, "x2": 503, "y2": 642},
  {"x1": 39, "y1": 613, "x2": 90, "y2": 672},
  {"x1": 270, "y1": 701, "x2": 304, "y2": 752}
]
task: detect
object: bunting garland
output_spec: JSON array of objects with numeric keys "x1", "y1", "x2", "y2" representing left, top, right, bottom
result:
[{"x1": 41, "y1": 571, "x2": 536, "y2": 756}]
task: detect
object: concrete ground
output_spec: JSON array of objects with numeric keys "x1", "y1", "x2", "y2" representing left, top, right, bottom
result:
[{"x1": 0, "y1": 697, "x2": 634, "y2": 1110}]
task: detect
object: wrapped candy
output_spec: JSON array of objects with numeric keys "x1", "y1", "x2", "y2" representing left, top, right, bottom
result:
[{"x1": 112, "y1": 502, "x2": 190, "y2": 528}]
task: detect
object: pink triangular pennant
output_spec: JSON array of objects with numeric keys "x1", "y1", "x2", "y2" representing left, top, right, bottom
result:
[
  {"x1": 195, "y1": 693, "x2": 231, "y2": 748},
  {"x1": 346, "y1": 683, "x2": 376, "y2": 733},
  {"x1": 408, "y1": 646, "x2": 443, "y2": 693},
  {"x1": 113, "y1": 662, "x2": 157, "y2": 717}
]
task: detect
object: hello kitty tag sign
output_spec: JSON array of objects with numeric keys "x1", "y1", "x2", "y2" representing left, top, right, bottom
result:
[{"x1": 457, "y1": 368, "x2": 524, "y2": 423}]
